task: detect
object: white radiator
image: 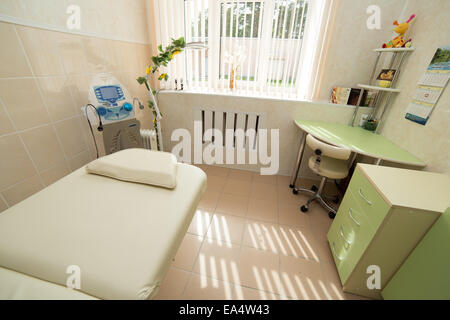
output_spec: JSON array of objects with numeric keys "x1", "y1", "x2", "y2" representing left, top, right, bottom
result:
[
  {"x1": 140, "y1": 129, "x2": 158, "y2": 150},
  {"x1": 194, "y1": 108, "x2": 267, "y2": 151}
]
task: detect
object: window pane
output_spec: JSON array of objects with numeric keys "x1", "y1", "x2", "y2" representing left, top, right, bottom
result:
[
  {"x1": 184, "y1": 0, "x2": 209, "y2": 85},
  {"x1": 219, "y1": 1, "x2": 263, "y2": 84},
  {"x1": 267, "y1": 0, "x2": 308, "y2": 88},
  {"x1": 181, "y1": 0, "x2": 310, "y2": 94}
]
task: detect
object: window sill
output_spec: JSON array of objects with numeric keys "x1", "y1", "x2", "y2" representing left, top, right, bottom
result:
[{"x1": 158, "y1": 90, "x2": 366, "y2": 109}]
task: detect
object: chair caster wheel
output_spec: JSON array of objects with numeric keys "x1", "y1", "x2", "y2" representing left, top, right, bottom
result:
[
  {"x1": 301, "y1": 205, "x2": 309, "y2": 213},
  {"x1": 311, "y1": 185, "x2": 318, "y2": 192},
  {"x1": 328, "y1": 212, "x2": 336, "y2": 219},
  {"x1": 292, "y1": 189, "x2": 298, "y2": 195},
  {"x1": 289, "y1": 184, "x2": 294, "y2": 188},
  {"x1": 332, "y1": 197, "x2": 340, "y2": 204}
]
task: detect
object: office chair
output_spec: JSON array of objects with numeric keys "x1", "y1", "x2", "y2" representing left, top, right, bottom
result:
[{"x1": 295, "y1": 134, "x2": 351, "y2": 219}]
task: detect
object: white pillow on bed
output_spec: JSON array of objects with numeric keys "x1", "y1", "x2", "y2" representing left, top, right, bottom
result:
[{"x1": 86, "y1": 148, "x2": 178, "y2": 189}]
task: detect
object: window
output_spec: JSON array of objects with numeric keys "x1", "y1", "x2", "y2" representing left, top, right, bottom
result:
[{"x1": 151, "y1": 0, "x2": 333, "y2": 99}]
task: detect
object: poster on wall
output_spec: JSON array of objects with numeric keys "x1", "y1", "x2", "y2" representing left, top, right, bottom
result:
[{"x1": 405, "y1": 46, "x2": 450, "y2": 125}]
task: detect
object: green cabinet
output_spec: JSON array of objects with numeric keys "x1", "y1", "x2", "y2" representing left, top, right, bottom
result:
[
  {"x1": 327, "y1": 164, "x2": 449, "y2": 299},
  {"x1": 382, "y1": 208, "x2": 450, "y2": 300}
]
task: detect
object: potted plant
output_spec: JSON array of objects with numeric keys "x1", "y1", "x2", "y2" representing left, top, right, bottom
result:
[{"x1": 137, "y1": 37, "x2": 186, "y2": 151}]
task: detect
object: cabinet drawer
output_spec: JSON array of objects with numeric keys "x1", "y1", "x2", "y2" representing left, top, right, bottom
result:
[
  {"x1": 341, "y1": 194, "x2": 378, "y2": 281},
  {"x1": 328, "y1": 190, "x2": 377, "y2": 284},
  {"x1": 348, "y1": 168, "x2": 390, "y2": 228}
]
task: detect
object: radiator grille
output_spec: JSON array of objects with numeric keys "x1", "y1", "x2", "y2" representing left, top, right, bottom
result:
[
  {"x1": 194, "y1": 108, "x2": 266, "y2": 150},
  {"x1": 140, "y1": 129, "x2": 158, "y2": 150}
]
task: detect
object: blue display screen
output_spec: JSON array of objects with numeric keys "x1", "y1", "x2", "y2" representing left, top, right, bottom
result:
[{"x1": 99, "y1": 86, "x2": 119, "y2": 100}]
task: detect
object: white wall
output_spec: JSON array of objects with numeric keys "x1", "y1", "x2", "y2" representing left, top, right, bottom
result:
[
  {"x1": 0, "y1": 1, "x2": 153, "y2": 213},
  {"x1": 379, "y1": 0, "x2": 450, "y2": 175},
  {"x1": 158, "y1": 91, "x2": 371, "y2": 178},
  {"x1": 309, "y1": 0, "x2": 450, "y2": 175},
  {"x1": 316, "y1": 0, "x2": 406, "y2": 101},
  {"x1": 0, "y1": 0, "x2": 151, "y2": 44}
]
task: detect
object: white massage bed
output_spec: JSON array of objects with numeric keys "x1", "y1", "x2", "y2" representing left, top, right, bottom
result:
[{"x1": 0, "y1": 160, "x2": 206, "y2": 300}]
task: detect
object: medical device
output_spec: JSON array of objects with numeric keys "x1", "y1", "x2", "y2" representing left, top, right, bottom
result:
[{"x1": 83, "y1": 73, "x2": 144, "y2": 156}]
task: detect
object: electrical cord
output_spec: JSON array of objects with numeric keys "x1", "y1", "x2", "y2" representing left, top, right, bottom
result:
[
  {"x1": 133, "y1": 97, "x2": 144, "y2": 110},
  {"x1": 85, "y1": 103, "x2": 103, "y2": 159}
]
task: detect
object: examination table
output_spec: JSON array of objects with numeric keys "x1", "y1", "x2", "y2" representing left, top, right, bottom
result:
[{"x1": 0, "y1": 159, "x2": 206, "y2": 300}]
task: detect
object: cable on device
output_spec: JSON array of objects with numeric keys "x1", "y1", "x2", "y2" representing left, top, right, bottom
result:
[{"x1": 85, "y1": 103, "x2": 103, "y2": 159}]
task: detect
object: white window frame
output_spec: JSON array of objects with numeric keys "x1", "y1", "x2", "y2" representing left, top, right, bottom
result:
[
  {"x1": 151, "y1": 0, "x2": 335, "y2": 100},
  {"x1": 205, "y1": 0, "x2": 316, "y2": 97}
]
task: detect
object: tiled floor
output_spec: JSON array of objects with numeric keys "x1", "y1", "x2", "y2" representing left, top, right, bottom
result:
[{"x1": 154, "y1": 165, "x2": 367, "y2": 300}]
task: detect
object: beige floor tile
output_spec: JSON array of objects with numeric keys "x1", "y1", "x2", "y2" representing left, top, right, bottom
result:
[
  {"x1": 315, "y1": 239, "x2": 334, "y2": 264},
  {"x1": 243, "y1": 220, "x2": 283, "y2": 254},
  {"x1": 206, "y1": 175, "x2": 226, "y2": 193},
  {"x1": 276, "y1": 175, "x2": 291, "y2": 187},
  {"x1": 206, "y1": 213, "x2": 246, "y2": 245},
  {"x1": 215, "y1": 193, "x2": 249, "y2": 217},
  {"x1": 236, "y1": 246, "x2": 281, "y2": 294},
  {"x1": 312, "y1": 222, "x2": 332, "y2": 244},
  {"x1": 308, "y1": 204, "x2": 334, "y2": 226},
  {"x1": 203, "y1": 165, "x2": 230, "y2": 178},
  {"x1": 243, "y1": 221, "x2": 320, "y2": 261},
  {"x1": 309, "y1": 211, "x2": 333, "y2": 244},
  {"x1": 278, "y1": 225, "x2": 320, "y2": 261},
  {"x1": 249, "y1": 182, "x2": 278, "y2": 202},
  {"x1": 279, "y1": 255, "x2": 328, "y2": 300},
  {"x1": 229, "y1": 169, "x2": 253, "y2": 182},
  {"x1": 296, "y1": 178, "x2": 319, "y2": 189},
  {"x1": 188, "y1": 209, "x2": 214, "y2": 237},
  {"x1": 252, "y1": 173, "x2": 278, "y2": 185},
  {"x1": 223, "y1": 179, "x2": 251, "y2": 196},
  {"x1": 150, "y1": 165, "x2": 357, "y2": 300},
  {"x1": 197, "y1": 190, "x2": 220, "y2": 211},
  {"x1": 277, "y1": 186, "x2": 304, "y2": 205},
  {"x1": 183, "y1": 274, "x2": 234, "y2": 300},
  {"x1": 247, "y1": 197, "x2": 278, "y2": 223},
  {"x1": 278, "y1": 202, "x2": 310, "y2": 229},
  {"x1": 172, "y1": 234, "x2": 204, "y2": 271},
  {"x1": 195, "y1": 164, "x2": 209, "y2": 173},
  {"x1": 233, "y1": 285, "x2": 290, "y2": 300},
  {"x1": 319, "y1": 259, "x2": 369, "y2": 300},
  {"x1": 193, "y1": 239, "x2": 241, "y2": 282},
  {"x1": 154, "y1": 267, "x2": 190, "y2": 300}
]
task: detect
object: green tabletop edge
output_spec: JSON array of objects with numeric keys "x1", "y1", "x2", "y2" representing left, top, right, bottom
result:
[{"x1": 295, "y1": 120, "x2": 426, "y2": 167}]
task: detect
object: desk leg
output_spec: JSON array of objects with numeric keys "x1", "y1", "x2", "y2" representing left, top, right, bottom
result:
[{"x1": 289, "y1": 132, "x2": 307, "y2": 189}]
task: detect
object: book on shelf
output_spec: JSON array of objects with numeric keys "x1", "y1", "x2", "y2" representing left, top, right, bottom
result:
[{"x1": 330, "y1": 87, "x2": 377, "y2": 107}]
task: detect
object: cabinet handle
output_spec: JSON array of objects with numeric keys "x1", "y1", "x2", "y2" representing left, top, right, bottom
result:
[
  {"x1": 348, "y1": 208, "x2": 360, "y2": 227},
  {"x1": 339, "y1": 225, "x2": 353, "y2": 246},
  {"x1": 331, "y1": 241, "x2": 344, "y2": 261},
  {"x1": 358, "y1": 188, "x2": 372, "y2": 205}
]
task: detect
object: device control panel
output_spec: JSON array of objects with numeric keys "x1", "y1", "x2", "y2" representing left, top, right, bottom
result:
[
  {"x1": 92, "y1": 84, "x2": 135, "y2": 124},
  {"x1": 94, "y1": 85, "x2": 125, "y2": 106}
]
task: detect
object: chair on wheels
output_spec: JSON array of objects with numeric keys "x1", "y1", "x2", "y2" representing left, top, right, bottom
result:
[{"x1": 294, "y1": 134, "x2": 351, "y2": 219}]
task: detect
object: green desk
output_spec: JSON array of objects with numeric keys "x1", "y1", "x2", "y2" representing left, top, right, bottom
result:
[{"x1": 289, "y1": 120, "x2": 426, "y2": 188}]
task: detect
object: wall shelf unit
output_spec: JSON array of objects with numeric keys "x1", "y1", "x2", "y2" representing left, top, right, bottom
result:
[
  {"x1": 357, "y1": 84, "x2": 401, "y2": 93},
  {"x1": 350, "y1": 47, "x2": 415, "y2": 133},
  {"x1": 373, "y1": 47, "x2": 415, "y2": 53}
]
